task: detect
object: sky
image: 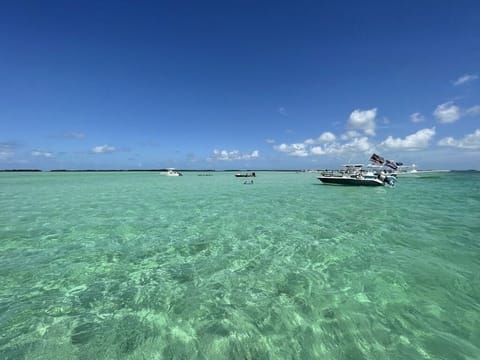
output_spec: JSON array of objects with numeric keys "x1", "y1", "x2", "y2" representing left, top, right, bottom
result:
[{"x1": 1, "y1": 0, "x2": 479, "y2": 170}]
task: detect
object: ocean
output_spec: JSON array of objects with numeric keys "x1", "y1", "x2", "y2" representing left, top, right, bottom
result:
[{"x1": 1, "y1": 171, "x2": 479, "y2": 359}]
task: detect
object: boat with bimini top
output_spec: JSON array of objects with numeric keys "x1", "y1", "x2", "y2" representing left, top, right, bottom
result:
[{"x1": 317, "y1": 154, "x2": 398, "y2": 187}]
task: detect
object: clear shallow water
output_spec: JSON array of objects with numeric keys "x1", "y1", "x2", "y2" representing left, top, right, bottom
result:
[{"x1": 1, "y1": 171, "x2": 479, "y2": 359}]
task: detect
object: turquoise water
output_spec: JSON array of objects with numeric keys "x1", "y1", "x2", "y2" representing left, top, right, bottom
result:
[{"x1": 1, "y1": 171, "x2": 479, "y2": 359}]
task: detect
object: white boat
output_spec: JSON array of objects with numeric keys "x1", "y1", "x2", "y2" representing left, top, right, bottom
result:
[
  {"x1": 396, "y1": 164, "x2": 418, "y2": 176},
  {"x1": 163, "y1": 168, "x2": 183, "y2": 176},
  {"x1": 235, "y1": 172, "x2": 256, "y2": 178},
  {"x1": 397, "y1": 164, "x2": 450, "y2": 178},
  {"x1": 318, "y1": 164, "x2": 396, "y2": 187}
]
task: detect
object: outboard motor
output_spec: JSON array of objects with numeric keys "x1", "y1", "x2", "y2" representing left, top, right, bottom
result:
[{"x1": 384, "y1": 176, "x2": 396, "y2": 186}]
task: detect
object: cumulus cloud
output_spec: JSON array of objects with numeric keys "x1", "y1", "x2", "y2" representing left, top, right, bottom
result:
[
  {"x1": 347, "y1": 108, "x2": 377, "y2": 136},
  {"x1": 32, "y1": 151, "x2": 54, "y2": 158},
  {"x1": 453, "y1": 74, "x2": 478, "y2": 86},
  {"x1": 433, "y1": 102, "x2": 480, "y2": 123},
  {"x1": 341, "y1": 130, "x2": 361, "y2": 140},
  {"x1": 438, "y1": 129, "x2": 480, "y2": 149},
  {"x1": 380, "y1": 127, "x2": 436, "y2": 150},
  {"x1": 91, "y1": 144, "x2": 116, "y2": 154},
  {"x1": 410, "y1": 112, "x2": 425, "y2": 123},
  {"x1": 274, "y1": 143, "x2": 308, "y2": 157},
  {"x1": 265, "y1": 138, "x2": 276, "y2": 144},
  {"x1": 303, "y1": 133, "x2": 336, "y2": 145},
  {"x1": 210, "y1": 149, "x2": 260, "y2": 161},
  {"x1": 433, "y1": 102, "x2": 461, "y2": 123},
  {"x1": 273, "y1": 135, "x2": 373, "y2": 157},
  {"x1": 321, "y1": 137, "x2": 372, "y2": 156},
  {"x1": 339, "y1": 136, "x2": 372, "y2": 153},
  {"x1": 310, "y1": 146, "x2": 325, "y2": 155},
  {"x1": 318, "y1": 132, "x2": 336, "y2": 143},
  {"x1": 273, "y1": 131, "x2": 337, "y2": 157}
]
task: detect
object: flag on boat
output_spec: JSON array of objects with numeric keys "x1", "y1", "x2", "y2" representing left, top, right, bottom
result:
[
  {"x1": 385, "y1": 159, "x2": 398, "y2": 170},
  {"x1": 370, "y1": 153, "x2": 385, "y2": 165}
]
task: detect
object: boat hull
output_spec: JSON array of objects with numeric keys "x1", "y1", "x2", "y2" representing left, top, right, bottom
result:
[
  {"x1": 235, "y1": 172, "x2": 256, "y2": 177},
  {"x1": 318, "y1": 176, "x2": 385, "y2": 186}
]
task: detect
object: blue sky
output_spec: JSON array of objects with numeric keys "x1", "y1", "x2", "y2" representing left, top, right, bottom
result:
[{"x1": 1, "y1": 0, "x2": 479, "y2": 170}]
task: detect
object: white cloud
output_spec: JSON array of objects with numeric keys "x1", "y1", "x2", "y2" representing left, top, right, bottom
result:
[
  {"x1": 341, "y1": 130, "x2": 361, "y2": 140},
  {"x1": 278, "y1": 107, "x2": 288, "y2": 116},
  {"x1": 466, "y1": 105, "x2": 480, "y2": 116},
  {"x1": 265, "y1": 138, "x2": 276, "y2": 144},
  {"x1": 32, "y1": 151, "x2": 54, "y2": 158},
  {"x1": 437, "y1": 137, "x2": 456, "y2": 147},
  {"x1": 457, "y1": 130, "x2": 480, "y2": 149},
  {"x1": 210, "y1": 149, "x2": 260, "y2": 161},
  {"x1": 303, "y1": 132, "x2": 336, "y2": 146},
  {"x1": 318, "y1": 132, "x2": 336, "y2": 143},
  {"x1": 339, "y1": 136, "x2": 372, "y2": 153},
  {"x1": 274, "y1": 143, "x2": 308, "y2": 157},
  {"x1": 380, "y1": 127, "x2": 436, "y2": 150},
  {"x1": 347, "y1": 108, "x2": 377, "y2": 136},
  {"x1": 433, "y1": 102, "x2": 461, "y2": 123},
  {"x1": 453, "y1": 74, "x2": 478, "y2": 86},
  {"x1": 410, "y1": 112, "x2": 425, "y2": 123},
  {"x1": 433, "y1": 102, "x2": 480, "y2": 123},
  {"x1": 438, "y1": 129, "x2": 480, "y2": 149},
  {"x1": 0, "y1": 143, "x2": 15, "y2": 161},
  {"x1": 310, "y1": 146, "x2": 325, "y2": 155},
  {"x1": 91, "y1": 144, "x2": 116, "y2": 154},
  {"x1": 273, "y1": 135, "x2": 373, "y2": 157},
  {"x1": 314, "y1": 137, "x2": 372, "y2": 156}
]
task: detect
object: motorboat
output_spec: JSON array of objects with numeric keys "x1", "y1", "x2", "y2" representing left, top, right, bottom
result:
[
  {"x1": 163, "y1": 168, "x2": 183, "y2": 176},
  {"x1": 317, "y1": 164, "x2": 396, "y2": 186},
  {"x1": 235, "y1": 172, "x2": 256, "y2": 178},
  {"x1": 396, "y1": 164, "x2": 449, "y2": 178}
]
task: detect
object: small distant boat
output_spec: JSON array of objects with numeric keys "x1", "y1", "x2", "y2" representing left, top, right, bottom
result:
[
  {"x1": 235, "y1": 172, "x2": 256, "y2": 178},
  {"x1": 163, "y1": 168, "x2": 183, "y2": 176},
  {"x1": 318, "y1": 164, "x2": 395, "y2": 186},
  {"x1": 396, "y1": 164, "x2": 450, "y2": 178}
]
